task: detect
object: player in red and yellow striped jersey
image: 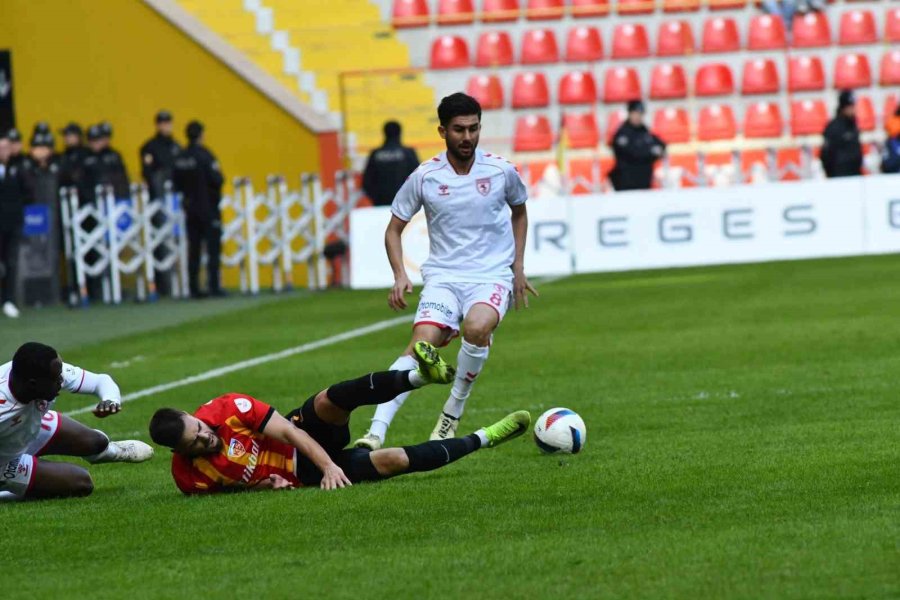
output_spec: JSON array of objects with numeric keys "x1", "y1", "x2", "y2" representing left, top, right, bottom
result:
[{"x1": 149, "y1": 342, "x2": 531, "y2": 494}]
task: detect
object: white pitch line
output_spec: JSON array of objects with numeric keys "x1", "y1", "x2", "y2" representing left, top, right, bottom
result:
[{"x1": 64, "y1": 314, "x2": 413, "y2": 417}]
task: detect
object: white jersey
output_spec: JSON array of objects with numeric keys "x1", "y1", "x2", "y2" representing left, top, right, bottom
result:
[
  {"x1": 391, "y1": 149, "x2": 528, "y2": 285},
  {"x1": 0, "y1": 361, "x2": 120, "y2": 463}
]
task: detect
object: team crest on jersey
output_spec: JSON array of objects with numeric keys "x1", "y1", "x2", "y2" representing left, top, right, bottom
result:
[
  {"x1": 228, "y1": 438, "x2": 246, "y2": 458},
  {"x1": 234, "y1": 397, "x2": 252, "y2": 413},
  {"x1": 476, "y1": 178, "x2": 491, "y2": 196}
]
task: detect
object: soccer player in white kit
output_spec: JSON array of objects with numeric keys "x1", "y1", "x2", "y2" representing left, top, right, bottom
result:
[
  {"x1": 354, "y1": 93, "x2": 538, "y2": 450},
  {"x1": 0, "y1": 342, "x2": 154, "y2": 501}
]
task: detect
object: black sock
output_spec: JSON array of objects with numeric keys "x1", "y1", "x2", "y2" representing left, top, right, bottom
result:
[
  {"x1": 326, "y1": 370, "x2": 416, "y2": 412},
  {"x1": 402, "y1": 434, "x2": 481, "y2": 473}
]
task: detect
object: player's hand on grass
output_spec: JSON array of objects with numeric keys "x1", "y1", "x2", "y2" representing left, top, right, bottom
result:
[
  {"x1": 389, "y1": 274, "x2": 413, "y2": 311},
  {"x1": 513, "y1": 270, "x2": 538, "y2": 310},
  {"x1": 92, "y1": 399, "x2": 121, "y2": 418},
  {"x1": 320, "y1": 464, "x2": 352, "y2": 490}
]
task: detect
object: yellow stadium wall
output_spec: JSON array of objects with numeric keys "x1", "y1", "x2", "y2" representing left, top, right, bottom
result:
[{"x1": 0, "y1": 0, "x2": 335, "y2": 290}]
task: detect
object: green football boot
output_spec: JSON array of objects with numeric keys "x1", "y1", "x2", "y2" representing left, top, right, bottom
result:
[
  {"x1": 481, "y1": 411, "x2": 531, "y2": 448},
  {"x1": 413, "y1": 341, "x2": 456, "y2": 385}
]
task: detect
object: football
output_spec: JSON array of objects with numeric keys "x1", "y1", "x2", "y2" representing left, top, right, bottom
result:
[{"x1": 533, "y1": 408, "x2": 586, "y2": 454}]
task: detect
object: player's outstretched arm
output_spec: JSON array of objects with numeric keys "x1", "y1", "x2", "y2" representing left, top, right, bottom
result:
[
  {"x1": 510, "y1": 204, "x2": 539, "y2": 310},
  {"x1": 261, "y1": 412, "x2": 352, "y2": 490},
  {"x1": 62, "y1": 364, "x2": 123, "y2": 418},
  {"x1": 385, "y1": 215, "x2": 413, "y2": 311}
]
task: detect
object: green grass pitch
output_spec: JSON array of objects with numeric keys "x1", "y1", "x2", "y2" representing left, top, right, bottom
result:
[{"x1": 3, "y1": 256, "x2": 899, "y2": 599}]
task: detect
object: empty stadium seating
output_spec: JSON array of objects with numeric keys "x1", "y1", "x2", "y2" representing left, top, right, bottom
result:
[
  {"x1": 566, "y1": 26, "x2": 604, "y2": 62},
  {"x1": 476, "y1": 31, "x2": 514, "y2": 67},
  {"x1": 834, "y1": 53, "x2": 872, "y2": 88},
  {"x1": 856, "y1": 95, "x2": 876, "y2": 131},
  {"x1": 742, "y1": 59, "x2": 780, "y2": 95},
  {"x1": 790, "y1": 99, "x2": 828, "y2": 135},
  {"x1": 650, "y1": 63, "x2": 688, "y2": 99},
  {"x1": 698, "y1": 104, "x2": 737, "y2": 141},
  {"x1": 571, "y1": 0, "x2": 610, "y2": 18},
  {"x1": 514, "y1": 114, "x2": 553, "y2": 151},
  {"x1": 838, "y1": 9, "x2": 878, "y2": 45},
  {"x1": 792, "y1": 12, "x2": 832, "y2": 47},
  {"x1": 664, "y1": 0, "x2": 701, "y2": 12},
  {"x1": 788, "y1": 56, "x2": 826, "y2": 92},
  {"x1": 483, "y1": 0, "x2": 520, "y2": 22},
  {"x1": 747, "y1": 14, "x2": 787, "y2": 50},
  {"x1": 880, "y1": 50, "x2": 900, "y2": 86},
  {"x1": 656, "y1": 20, "x2": 695, "y2": 56},
  {"x1": 702, "y1": 16, "x2": 741, "y2": 53},
  {"x1": 559, "y1": 70, "x2": 598, "y2": 104},
  {"x1": 887, "y1": 7, "x2": 900, "y2": 42},
  {"x1": 526, "y1": 0, "x2": 564, "y2": 20},
  {"x1": 695, "y1": 63, "x2": 734, "y2": 96},
  {"x1": 437, "y1": 0, "x2": 474, "y2": 25},
  {"x1": 612, "y1": 23, "x2": 650, "y2": 59},
  {"x1": 653, "y1": 107, "x2": 691, "y2": 143},
  {"x1": 512, "y1": 72, "x2": 550, "y2": 107},
  {"x1": 562, "y1": 112, "x2": 600, "y2": 148},
  {"x1": 521, "y1": 29, "x2": 559, "y2": 64},
  {"x1": 605, "y1": 110, "x2": 626, "y2": 144},
  {"x1": 603, "y1": 67, "x2": 642, "y2": 103},
  {"x1": 431, "y1": 35, "x2": 470, "y2": 69},
  {"x1": 618, "y1": 0, "x2": 654, "y2": 15},
  {"x1": 392, "y1": 0, "x2": 428, "y2": 28},
  {"x1": 744, "y1": 102, "x2": 784, "y2": 139},
  {"x1": 467, "y1": 74, "x2": 504, "y2": 109}
]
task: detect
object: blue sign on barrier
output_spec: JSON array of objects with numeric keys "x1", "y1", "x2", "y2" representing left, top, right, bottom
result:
[
  {"x1": 116, "y1": 198, "x2": 133, "y2": 232},
  {"x1": 23, "y1": 204, "x2": 50, "y2": 236}
]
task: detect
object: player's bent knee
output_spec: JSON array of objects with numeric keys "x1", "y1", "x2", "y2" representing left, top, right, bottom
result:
[
  {"x1": 71, "y1": 471, "x2": 94, "y2": 497},
  {"x1": 86, "y1": 430, "x2": 110, "y2": 456},
  {"x1": 370, "y1": 448, "x2": 409, "y2": 476}
]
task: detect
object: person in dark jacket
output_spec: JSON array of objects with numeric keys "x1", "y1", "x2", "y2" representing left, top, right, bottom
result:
[
  {"x1": 0, "y1": 131, "x2": 27, "y2": 318},
  {"x1": 362, "y1": 121, "x2": 420, "y2": 206},
  {"x1": 173, "y1": 121, "x2": 224, "y2": 299},
  {"x1": 821, "y1": 90, "x2": 862, "y2": 178},
  {"x1": 58, "y1": 122, "x2": 90, "y2": 199},
  {"x1": 6, "y1": 128, "x2": 27, "y2": 169},
  {"x1": 83, "y1": 124, "x2": 130, "y2": 203},
  {"x1": 608, "y1": 100, "x2": 666, "y2": 191}
]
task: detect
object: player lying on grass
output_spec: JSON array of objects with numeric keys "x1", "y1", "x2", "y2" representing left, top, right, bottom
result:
[
  {"x1": 148, "y1": 342, "x2": 529, "y2": 494},
  {"x1": 0, "y1": 342, "x2": 154, "y2": 502}
]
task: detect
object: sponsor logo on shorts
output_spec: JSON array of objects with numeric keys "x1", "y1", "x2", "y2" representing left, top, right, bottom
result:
[
  {"x1": 419, "y1": 301, "x2": 453, "y2": 317},
  {"x1": 228, "y1": 438, "x2": 246, "y2": 458},
  {"x1": 233, "y1": 398, "x2": 252, "y2": 413},
  {"x1": 3, "y1": 457, "x2": 22, "y2": 480}
]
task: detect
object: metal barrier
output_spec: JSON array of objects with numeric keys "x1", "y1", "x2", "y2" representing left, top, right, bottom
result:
[{"x1": 58, "y1": 172, "x2": 362, "y2": 306}]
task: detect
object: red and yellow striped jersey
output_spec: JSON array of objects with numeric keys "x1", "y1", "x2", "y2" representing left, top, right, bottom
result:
[{"x1": 171, "y1": 393, "x2": 300, "y2": 494}]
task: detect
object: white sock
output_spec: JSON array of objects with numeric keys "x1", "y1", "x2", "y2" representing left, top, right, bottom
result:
[
  {"x1": 474, "y1": 429, "x2": 489, "y2": 448},
  {"x1": 408, "y1": 370, "x2": 427, "y2": 388},
  {"x1": 369, "y1": 354, "x2": 418, "y2": 440},
  {"x1": 84, "y1": 430, "x2": 115, "y2": 464},
  {"x1": 442, "y1": 340, "x2": 489, "y2": 419}
]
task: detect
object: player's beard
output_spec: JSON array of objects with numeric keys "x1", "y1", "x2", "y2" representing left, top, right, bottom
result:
[{"x1": 447, "y1": 138, "x2": 477, "y2": 164}]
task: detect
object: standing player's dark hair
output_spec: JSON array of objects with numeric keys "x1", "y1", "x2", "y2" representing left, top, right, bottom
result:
[
  {"x1": 437, "y1": 93, "x2": 482, "y2": 127},
  {"x1": 149, "y1": 408, "x2": 187, "y2": 449},
  {"x1": 11, "y1": 342, "x2": 59, "y2": 382}
]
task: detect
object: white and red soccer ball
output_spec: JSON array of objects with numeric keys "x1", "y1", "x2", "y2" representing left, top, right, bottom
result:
[{"x1": 533, "y1": 408, "x2": 586, "y2": 454}]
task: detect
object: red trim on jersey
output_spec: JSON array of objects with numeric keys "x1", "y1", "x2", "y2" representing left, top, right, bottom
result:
[
  {"x1": 74, "y1": 370, "x2": 86, "y2": 393},
  {"x1": 26, "y1": 457, "x2": 39, "y2": 495}
]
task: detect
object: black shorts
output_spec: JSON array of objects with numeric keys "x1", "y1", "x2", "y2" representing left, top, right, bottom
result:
[{"x1": 285, "y1": 395, "x2": 384, "y2": 486}]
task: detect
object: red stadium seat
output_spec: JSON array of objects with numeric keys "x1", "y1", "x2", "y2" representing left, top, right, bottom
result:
[
  {"x1": 702, "y1": 17, "x2": 741, "y2": 53},
  {"x1": 650, "y1": 63, "x2": 688, "y2": 99},
  {"x1": 788, "y1": 56, "x2": 826, "y2": 91},
  {"x1": 603, "y1": 66, "x2": 642, "y2": 103},
  {"x1": 571, "y1": 0, "x2": 610, "y2": 17},
  {"x1": 511, "y1": 72, "x2": 550, "y2": 108},
  {"x1": 887, "y1": 7, "x2": 900, "y2": 43},
  {"x1": 618, "y1": 0, "x2": 654, "y2": 15},
  {"x1": 482, "y1": 0, "x2": 519, "y2": 22},
  {"x1": 392, "y1": 0, "x2": 429, "y2": 28},
  {"x1": 612, "y1": 23, "x2": 650, "y2": 59},
  {"x1": 430, "y1": 36, "x2": 470, "y2": 69},
  {"x1": 880, "y1": 50, "x2": 900, "y2": 86},
  {"x1": 562, "y1": 112, "x2": 600, "y2": 148},
  {"x1": 521, "y1": 29, "x2": 559, "y2": 64},
  {"x1": 437, "y1": 0, "x2": 474, "y2": 24},
  {"x1": 559, "y1": 70, "x2": 598, "y2": 104},
  {"x1": 653, "y1": 107, "x2": 691, "y2": 143},
  {"x1": 792, "y1": 12, "x2": 832, "y2": 48},
  {"x1": 708, "y1": 0, "x2": 746, "y2": 10},
  {"x1": 566, "y1": 26, "x2": 603, "y2": 62},
  {"x1": 466, "y1": 75, "x2": 504, "y2": 109},
  {"x1": 855, "y1": 95, "x2": 875, "y2": 131},
  {"x1": 695, "y1": 63, "x2": 734, "y2": 97},
  {"x1": 475, "y1": 31, "x2": 514, "y2": 67},
  {"x1": 663, "y1": 0, "x2": 700, "y2": 12},
  {"x1": 834, "y1": 53, "x2": 871, "y2": 89},
  {"x1": 743, "y1": 102, "x2": 784, "y2": 138},
  {"x1": 839, "y1": 9, "x2": 877, "y2": 45},
  {"x1": 697, "y1": 104, "x2": 737, "y2": 140},
  {"x1": 526, "y1": 0, "x2": 564, "y2": 20},
  {"x1": 790, "y1": 99, "x2": 828, "y2": 135},
  {"x1": 747, "y1": 15, "x2": 787, "y2": 50},
  {"x1": 656, "y1": 20, "x2": 695, "y2": 56},
  {"x1": 741, "y1": 58, "x2": 780, "y2": 95},
  {"x1": 514, "y1": 115, "x2": 554, "y2": 151},
  {"x1": 605, "y1": 110, "x2": 626, "y2": 144}
]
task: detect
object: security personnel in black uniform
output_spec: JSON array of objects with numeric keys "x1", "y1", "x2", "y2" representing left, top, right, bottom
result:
[
  {"x1": 608, "y1": 100, "x2": 666, "y2": 191},
  {"x1": 173, "y1": 120, "x2": 224, "y2": 298},
  {"x1": 58, "y1": 123, "x2": 90, "y2": 200},
  {"x1": 0, "y1": 130, "x2": 27, "y2": 317},
  {"x1": 362, "y1": 121, "x2": 420, "y2": 206},
  {"x1": 6, "y1": 128, "x2": 27, "y2": 169},
  {"x1": 140, "y1": 110, "x2": 181, "y2": 200},
  {"x1": 83, "y1": 124, "x2": 130, "y2": 203},
  {"x1": 98, "y1": 121, "x2": 130, "y2": 198},
  {"x1": 821, "y1": 90, "x2": 862, "y2": 178}
]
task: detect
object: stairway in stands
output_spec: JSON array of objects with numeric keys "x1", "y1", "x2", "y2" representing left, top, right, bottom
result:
[{"x1": 177, "y1": 0, "x2": 440, "y2": 163}]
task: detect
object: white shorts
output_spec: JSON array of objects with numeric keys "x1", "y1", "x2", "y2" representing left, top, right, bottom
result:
[
  {"x1": 0, "y1": 410, "x2": 60, "y2": 498},
  {"x1": 414, "y1": 282, "x2": 512, "y2": 345}
]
